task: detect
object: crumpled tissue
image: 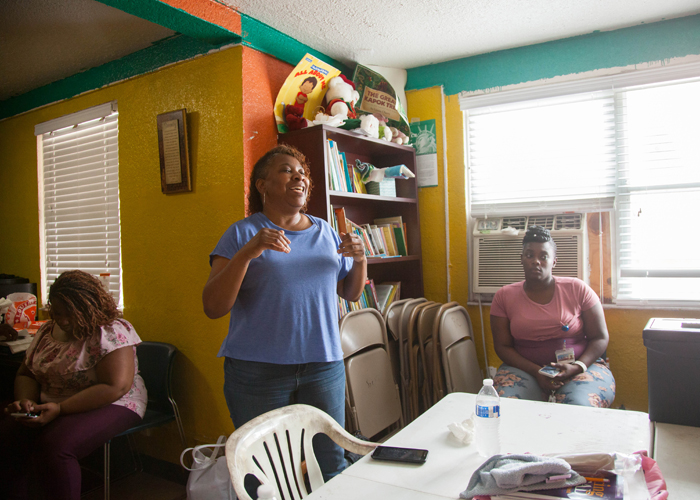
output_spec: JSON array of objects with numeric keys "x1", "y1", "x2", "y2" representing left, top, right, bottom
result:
[{"x1": 448, "y1": 414, "x2": 476, "y2": 445}]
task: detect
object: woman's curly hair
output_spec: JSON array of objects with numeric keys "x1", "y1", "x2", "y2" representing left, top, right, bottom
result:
[
  {"x1": 247, "y1": 144, "x2": 313, "y2": 215},
  {"x1": 48, "y1": 270, "x2": 119, "y2": 340},
  {"x1": 522, "y1": 225, "x2": 557, "y2": 254}
]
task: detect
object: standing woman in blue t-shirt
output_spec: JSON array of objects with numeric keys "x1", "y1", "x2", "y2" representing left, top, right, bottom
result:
[{"x1": 202, "y1": 144, "x2": 366, "y2": 480}]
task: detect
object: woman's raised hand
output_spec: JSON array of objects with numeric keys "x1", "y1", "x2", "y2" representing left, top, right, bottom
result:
[
  {"x1": 338, "y1": 232, "x2": 366, "y2": 262},
  {"x1": 241, "y1": 228, "x2": 291, "y2": 259}
]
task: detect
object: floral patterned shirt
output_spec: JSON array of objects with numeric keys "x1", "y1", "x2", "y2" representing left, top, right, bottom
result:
[{"x1": 25, "y1": 319, "x2": 147, "y2": 418}]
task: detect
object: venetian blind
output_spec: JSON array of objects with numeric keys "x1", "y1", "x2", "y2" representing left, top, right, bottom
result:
[
  {"x1": 466, "y1": 91, "x2": 617, "y2": 218},
  {"x1": 615, "y1": 79, "x2": 700, "y2": 303},
  {"x1": 36, "y1": 102, "x2": 123, "y2": 307}
]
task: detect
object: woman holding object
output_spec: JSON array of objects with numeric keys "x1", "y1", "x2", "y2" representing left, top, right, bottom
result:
[
  {"x1": 1, "y1": 270, "x2": 146, "y2": 499},
  {"x1": 490, "y1": 226, "x2": 615, "y2": 407},
  {"x1": 202, "y1": 144, "x2": 366, "y2": 480}
]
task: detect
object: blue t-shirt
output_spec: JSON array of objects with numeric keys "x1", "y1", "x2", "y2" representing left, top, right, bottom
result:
[{"x1": 209, "y1": 212, "x2": 353, "y2": 364}]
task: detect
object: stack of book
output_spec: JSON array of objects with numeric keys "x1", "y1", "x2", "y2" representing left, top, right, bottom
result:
[
  {"x1": 330, "y1": 208, "x2": 408, "y2": 258},
  {"x1": 326, "y1": 139, "x2": 366, "y2": 194},
  {"x1": 493, "y1": 472, "x2": 623, "y2": 500},
  {"x1": 338, "y1": 279, "x2": 401, "y2": 319}
]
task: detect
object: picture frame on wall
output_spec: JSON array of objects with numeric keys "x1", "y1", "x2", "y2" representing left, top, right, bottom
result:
[{"x1": 157, "y1": 109, "x2": 191, "y2": 194}]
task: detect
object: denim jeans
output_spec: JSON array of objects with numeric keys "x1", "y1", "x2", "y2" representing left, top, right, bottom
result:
[{"x1": 223, "y1": 357, "x2": 347, "y2": 482}]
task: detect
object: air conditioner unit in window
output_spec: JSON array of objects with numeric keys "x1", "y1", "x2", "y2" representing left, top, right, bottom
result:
[{"x1": 472, "y1": 213, "x2": 588, "y2": 294}]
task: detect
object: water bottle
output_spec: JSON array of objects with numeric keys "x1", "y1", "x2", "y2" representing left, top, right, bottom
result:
[
  {"x1": 475, "y1": 378, "x2": 501, "y2": 457},
  {"x1": 257, "y1": 484, "x2": 278, "y2": 500}
]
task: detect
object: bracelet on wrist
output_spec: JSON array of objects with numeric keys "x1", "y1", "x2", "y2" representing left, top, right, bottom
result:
[{"x1": 573, "y1": 360, "x2": 587, "y2": 373}]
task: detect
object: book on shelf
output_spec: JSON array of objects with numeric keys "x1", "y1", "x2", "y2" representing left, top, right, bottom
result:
[
  {"x1": 376, "y1": 224, "x2": 397, "y2": 256},
  {"x1": 338, "y1": 278, "x2": 385, "y2": 319},
  {"x1": 375, "y1": 281, "x2": 401, "y2": 315},
  {"x1": 326, "y1": 139, "x2": 373, "y2": 195},
  {"x1": 352, "y1": 164, "x2": 367, "y2": 194},
  {"x1": 374, "y1": 216, "x2": 408, "y2": 256},
  {"x1": 492, "y1": 472, "x2": 623, "y2": 500}
]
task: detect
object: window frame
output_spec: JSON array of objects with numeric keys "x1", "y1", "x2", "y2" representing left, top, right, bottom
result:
[
  {"x1": 35, "y1": 101, "x2": 123, "y2": 308},
  {"x1": 460, "y1": 62, "x2": 700, "y2": 308}
]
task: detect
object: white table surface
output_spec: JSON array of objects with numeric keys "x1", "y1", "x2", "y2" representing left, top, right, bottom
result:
[
  {"x1": 653, "y1": 422, "x2": 700, "y2": 499},
  {"x1": 311, "y1": 393, "x2": 652, "y2": 499}
]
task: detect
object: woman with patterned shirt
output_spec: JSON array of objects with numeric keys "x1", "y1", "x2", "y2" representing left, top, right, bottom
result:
[{"x1": 1, "y1": 270, "x2": 147, "y2": 499}]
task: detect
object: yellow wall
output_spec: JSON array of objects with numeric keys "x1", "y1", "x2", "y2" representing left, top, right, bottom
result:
[
  {"x1": 0, "y1": 45, "x2": 292, "y2": 461},
  {"x1": 406, "y1": 87, "x2": 695, "y2": 412}
]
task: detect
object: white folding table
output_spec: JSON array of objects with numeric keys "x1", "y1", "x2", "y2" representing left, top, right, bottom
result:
[{"x1": 309, "y1": 393, "x2": 652, "y2": 499}]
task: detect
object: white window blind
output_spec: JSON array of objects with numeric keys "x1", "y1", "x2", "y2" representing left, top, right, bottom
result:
[
  {"x1": 466, "y1": 91, "x2": 617, "y2": 217},
  {"x1": 615, "y1": 80, "x2": 700, "y2": 304},
  {"x1": 36, "y1": 102, "x2": 123, "y2": 307}
]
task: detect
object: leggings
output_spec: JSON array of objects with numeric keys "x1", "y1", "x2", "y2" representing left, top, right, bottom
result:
[
  {"x1": 493, "y1": 359, "x2": 616, "y2": 407},
  {"x1": 0, "y1": 404, "x2": 142, "y2": 500}
]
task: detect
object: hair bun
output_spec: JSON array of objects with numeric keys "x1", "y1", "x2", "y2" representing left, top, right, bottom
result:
[{"x1": 523, "y1": 225, "x2": 552, "y2": 243}]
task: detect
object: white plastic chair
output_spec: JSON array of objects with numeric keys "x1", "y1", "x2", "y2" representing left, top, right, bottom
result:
[{"x1": 225, "y1": 404, "x2": 377, "y2": 500}]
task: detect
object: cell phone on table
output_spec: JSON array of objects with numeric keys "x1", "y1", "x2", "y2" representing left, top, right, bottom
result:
[
  {"x1": 11, "y1": 412, "x2": 39, "y2": 418},
  {"x1": 371, "y1": 445, "x2": 428, "y2": 465},
  {"x1": 538, "y1": 365, "x2": 562, "y2": 378}
]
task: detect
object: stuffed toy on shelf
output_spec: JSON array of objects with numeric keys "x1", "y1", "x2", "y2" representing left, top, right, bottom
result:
[
  {"x1": 312, "y1": 75, "x2": 359, "y2": 127},
  {"x1": 354, "y1": 159, "x2": 415, "y2": 184}
]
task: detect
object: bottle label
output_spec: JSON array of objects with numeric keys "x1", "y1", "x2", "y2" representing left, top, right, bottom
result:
[{"x1": 476, "y1": 404, "x2": 500, "y2": 418}]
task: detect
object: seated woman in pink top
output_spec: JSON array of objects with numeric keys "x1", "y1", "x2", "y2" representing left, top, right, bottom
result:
[
  {"x1": 490, "y1": 226, "x2": 615, "y2": 407},
  {"x1": 1, "y1": 270, "x2": 147, "y2": 499}
]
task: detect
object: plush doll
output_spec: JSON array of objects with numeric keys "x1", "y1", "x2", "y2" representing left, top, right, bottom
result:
[
  {"x1": 352, "y1": 114, "x2": 379, "y2": 139},
  {"x1": 355, "y1": 159, "x2": 415, "y2": 183},
  {"x1": 389, "y1": 126, "x2": 410, "y2": 145},
  {"x1": 323, "y1": 75, "x2": 360, "y2": 121}
]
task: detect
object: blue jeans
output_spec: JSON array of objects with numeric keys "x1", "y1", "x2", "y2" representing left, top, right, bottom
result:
[{"x1": 223, "y1": 357, "x2": 347, "y2": 482}]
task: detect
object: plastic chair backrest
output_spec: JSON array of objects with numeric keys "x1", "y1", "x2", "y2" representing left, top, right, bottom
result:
[
  {"x1": 226, "y1": 404, "x2": 377, "y2": 500},
  {"x1": 136, "y1": 342, "x2": 177, "y2": 415},
  {"x1": 340, "y1": 309, "x2": 402, "y2": 438},
  {"x1": 437, "y1": 305, "x2": 482, "y2": 394}
]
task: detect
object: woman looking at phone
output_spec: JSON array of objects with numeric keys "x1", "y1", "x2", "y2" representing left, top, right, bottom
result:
[
  {"x1": 490, "y1": 225, "x2": 615, "y2": 407},
  {"x1": 1, "y1": 270, "x2": 146, "y2": 499},
  {"x1": 202, "y1": 144, "x2": 366, "y2": 481}
]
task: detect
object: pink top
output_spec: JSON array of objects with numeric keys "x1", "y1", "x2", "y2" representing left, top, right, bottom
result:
[
  {"x1": 25, "y1": 319, "x2": 147, "y2": 418},
  {"x1": 490, "y1": 277, "x2": 600, "y2": 366}
]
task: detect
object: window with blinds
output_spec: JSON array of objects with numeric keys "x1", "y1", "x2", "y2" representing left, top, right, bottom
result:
[
  {"x1": 462, "y1": 64, "x2": 700, "y2": 306},
  {"x1": 36, "y1": 102, "x2": 123, "y2": 308},
  {"x1": 466, "y1": 92, "x2": 617, "y2": 217},
  {"x1": 615, "y1": 80, "x2": 700, "y2": 304}
]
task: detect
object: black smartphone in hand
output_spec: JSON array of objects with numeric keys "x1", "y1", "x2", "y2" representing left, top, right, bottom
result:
[{"x1": 371, "y1": 445, "x2": 428, "y2": 465}]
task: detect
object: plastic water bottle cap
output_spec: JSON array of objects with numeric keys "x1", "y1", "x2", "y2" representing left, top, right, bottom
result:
[{"x1": 483, "y1": 379, "x2": 493, "y2": 386}]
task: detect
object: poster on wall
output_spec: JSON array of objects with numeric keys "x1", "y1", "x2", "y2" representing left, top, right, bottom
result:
[
  {"x1": 410, "y1": 119, "x2": 438, "y2": 188},
  {"x1": 274, "y1": 54, "x2": 341, "y2": 133},
  {"x1": 352, "y1": 64, "x2": 411, "y2": 137}
]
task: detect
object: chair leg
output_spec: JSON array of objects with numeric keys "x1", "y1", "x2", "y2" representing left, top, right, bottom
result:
[{"x1": 104, "y1": 440, "x2": 110, "y2": 500}]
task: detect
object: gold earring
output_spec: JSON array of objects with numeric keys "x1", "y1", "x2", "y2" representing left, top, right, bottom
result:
[{"x1": 263, "y1": 192, "x2": 266, "y2": 206}]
